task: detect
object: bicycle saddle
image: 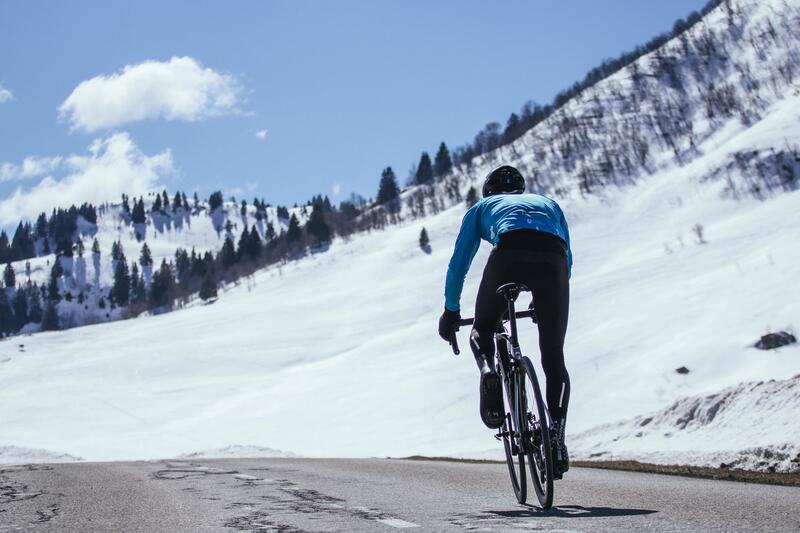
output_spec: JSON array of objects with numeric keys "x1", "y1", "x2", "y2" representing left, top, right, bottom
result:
[{"x1": 495, "y1": 282, "x2": 530, "y2": 302}]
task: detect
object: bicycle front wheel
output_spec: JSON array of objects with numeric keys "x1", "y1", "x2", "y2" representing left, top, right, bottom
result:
[{"x1": 521, "y1": 356, "x2": 554, "y2": 509}]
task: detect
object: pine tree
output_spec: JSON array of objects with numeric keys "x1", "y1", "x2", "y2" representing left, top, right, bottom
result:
[
  {"x1": 221, "y1": 237, "x2": 237, "y2": 269},
  {"x1": 130, "y1": 198, "x2": 146, "y2": 225},
  {"x1": 237, "y1": 226, "x2": 251, "y2": 259},
  {"x1": 3, "y1": 263, "x2": 15, "y2": 288},
  {"x1": 465, "y1": 186, "x2": 479, "y2": 207},
  {"x1": 172, "y1": 191, "x2": 183, "y2": 211},
  {"x1": 161, "y1": 190, "x2": 170, "y2": 212},
  {"x1": 0, "y1": 231, "x2": 9, "y2": 264},
  {"x1": 0, "y1": 289, "x2": 13, "y2": 336},
  {"x1": 247, "y1": 225, "x2": 262, "y2": 259},
  {"x1": 240, "y1": 200, "x2": 247, "y2": 217},
  {"x1": 27, "y1": 286, "x2": 43, "y2": 323},
  {"x1": 48, "y1": 261, "x2": 62, "y2": 302},
  {"x1": 174, "y1": 249, "x2": 191, "y2": 285},
  {"x1": 502, "y1": 112, "x2": 522, "y2": 144},
  {"x1": 139, "y1": 243, "x2": 153, "y2": 268},
  {"x1": 286, "y1": 214, "x2": 302, "y2": 243},
  {"x1": 306, "y1": 203, "x2": 331, "y2": 244},
  {"x1": 111, "y1": 254, "x2": 130, "y2": 306},
  {"x1": 35, "y1": 213, "x2": 48, "y2": 241},
  {"x1": 434, "y1": 142, "x2": 453, "y2": 178},
  {"x1": 208, "y1": 191, "x2": 224, "y2": 212},
  {"x1": 199, "y1": 274, "x2": 218, "y2": 301},
  {"x1": 415, "y1": 152, "x2": 434, "y2": 184},
  {"x1": 111, "y1": 241, "x2": 122, "y2": 262},
  {"x1": 130, "y1": 263, "x2": 146, "y2": 305},
  {"x1": 148, "y1": 260, "x2": 175, "y2": 309},
  {"x1": 11, "y1": 289, "x2": 28, "y2": 332},
  {"x1": 41, "y1": 300, "x2": 59, "y2": 331},
  {"x1": 419, "y1": 227, "x2": 430, "y2": 249},
  {"x1": 376, "y1": 167, "x2": 400, "y2": 204},
  {"x1": 189, "y1": 248, "x2": 204, "y2": 278},
  {"x1": 56, "y1": 235, "x2": 73, "y2": 257},
  {"x1": 152, "y1": 193, "x2": 163, "y2": 213},
  {"x1": 92, "y1": 238, "x2": 101, "y2": 255}
]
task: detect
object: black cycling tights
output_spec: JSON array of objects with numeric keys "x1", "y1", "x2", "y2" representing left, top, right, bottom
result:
[{"x1": 469, "y1": 230, "x2": 571, "y2": 423}]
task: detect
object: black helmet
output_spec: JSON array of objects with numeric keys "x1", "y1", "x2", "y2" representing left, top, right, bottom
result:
[{"x1": 482, "y1": 165, "x2": 525, "y2": 197}]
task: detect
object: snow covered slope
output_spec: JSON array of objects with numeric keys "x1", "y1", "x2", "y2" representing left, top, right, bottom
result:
[
  {"x1": 572, "y1": 375, "x2": 800, "y2": 472},
  {"x1": 1, "y1": 0, "x2": 799, "y2": 467},
  {"x1": 2, "y1": 160, "x2": 797, "y2": 463}
]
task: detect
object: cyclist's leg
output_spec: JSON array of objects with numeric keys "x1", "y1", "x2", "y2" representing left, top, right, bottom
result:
[
  {"x1": 471, "y1": 248, "x2": 509, "y2": 429},
  {"x1": 526, "y1": 258, "x2": 570, "y2": 424},
  {"x1": 522, "y1": 256, "x2": 571, "y2": 474},
  {"x1": 470, "y1": 249, "x2": 508, "y2": 370}
]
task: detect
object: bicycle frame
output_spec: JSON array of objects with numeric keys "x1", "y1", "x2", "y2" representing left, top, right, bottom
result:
[
  {"x1": 450, "y1": 300, "x2": 536, "y2": 452},
  {"x1": 495, "y1": 303, "x2": 528, "y2": 454}
]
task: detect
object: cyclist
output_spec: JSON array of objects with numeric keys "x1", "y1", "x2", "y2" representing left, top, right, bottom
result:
[{"x1": 438, "y1": 165, "x2": 573, "y2": 478}]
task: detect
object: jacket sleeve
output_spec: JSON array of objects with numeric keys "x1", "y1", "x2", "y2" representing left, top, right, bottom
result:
[
  {"x1": 444, "y1": 205, "x2": 482, "y2": 311},
  {"x1": 559, "y1": 209, "x2": 573, "y2": 279}
]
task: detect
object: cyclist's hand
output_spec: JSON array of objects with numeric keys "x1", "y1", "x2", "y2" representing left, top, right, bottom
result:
[
  {"x1": 528, "y1": 300, "x2": 538, "y2": 324},
  {"x1": 438, "y1": 307, "x2": 461, "y2": 341}
]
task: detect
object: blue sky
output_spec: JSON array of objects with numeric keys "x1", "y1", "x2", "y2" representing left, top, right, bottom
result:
[{"x1": 0, "y1": 0, "x2": 707, "y2": 224}]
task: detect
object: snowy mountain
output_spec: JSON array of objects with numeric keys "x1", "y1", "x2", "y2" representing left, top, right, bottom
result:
[
  {"x1": 1, "y1": 194, "x2": 312, "y2": 332},
  {"x1": 1, "y1": 0, "x2": 799, "y2": 470}
]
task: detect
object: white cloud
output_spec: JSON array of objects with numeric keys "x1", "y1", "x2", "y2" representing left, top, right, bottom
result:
[
  {"x1": 224, "y1": 182, "x2": 258, "y2": 199},
  {"x1": 1, "y1": 156, "x2": 64, "y2": 182},
  {"x1": 332, "y1": 183, "x2": 341, "y2": 197},
  {"x1": 0, "y1": 83, "x2": 12, "y2": 103},
  {"x1": 59, "y1": 56, "x2": 244, "y2": 133},
  {"x1": 255, "y1": 129, "x2": 268, "y2": 140},
  {"x1": 0, "y1": 132, "x2": 172, "y2": 226}
]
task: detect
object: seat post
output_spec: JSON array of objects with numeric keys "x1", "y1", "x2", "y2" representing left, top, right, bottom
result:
[
  {"x1": 496, "y1": 283, "x2": 521, "y2": 349},
  {"x1": 507, "y1": 299, "x2": 519, "y2": 349}
]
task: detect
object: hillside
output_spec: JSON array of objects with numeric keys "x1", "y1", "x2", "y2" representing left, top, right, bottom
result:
[
  {"x1": 572, "y1": 375, "x2": 800, "y2": 472},
  {"x1": 1, "y1": 0, "x2": 799, "y2": 469}
]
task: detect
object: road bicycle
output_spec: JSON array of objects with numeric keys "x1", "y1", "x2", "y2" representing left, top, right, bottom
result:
[{"x1": 449, "y1": 282, "x2": 554, "y2": 508}]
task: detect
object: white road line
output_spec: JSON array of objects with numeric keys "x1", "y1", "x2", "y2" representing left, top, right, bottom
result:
[
  {"x1": 376, "y1": 517, "x2": 420, "y2": 528},
  {"x1": 232, "y1": 474, "x2": 259, "y2": 481}
]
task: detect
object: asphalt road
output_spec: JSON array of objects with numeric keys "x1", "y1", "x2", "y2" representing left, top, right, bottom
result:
[{"x1": 1, "y1": 458, "x2": 798, "y2": 532}]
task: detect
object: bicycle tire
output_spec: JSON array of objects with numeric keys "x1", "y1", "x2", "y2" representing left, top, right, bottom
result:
[
  {"x1": 521, "y1": 356, "x2": 554, "y2": 509},
  {"x1": 496, "y1": 353, "x2": 526, "y2": 504}
]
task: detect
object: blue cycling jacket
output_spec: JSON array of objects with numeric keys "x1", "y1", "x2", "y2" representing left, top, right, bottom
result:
[{"x1": 444, "y1": 193, "x2": 572, "y2": 311}]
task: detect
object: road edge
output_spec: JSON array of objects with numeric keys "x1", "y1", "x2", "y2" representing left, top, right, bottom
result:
[{"x1": 397, "y1": 456, "x2": 800, "y2": 487}]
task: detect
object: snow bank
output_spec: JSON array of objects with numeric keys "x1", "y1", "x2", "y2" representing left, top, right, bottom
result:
[
  {"x1": 573, "y1": 375, "x2": 800, "y2": 472},
  {"x1": 0, "y1": 445, "x2": 82, "y2": 464},
  {"x1": 177, "y1": 444, "x2": 298, "y2": 459}
]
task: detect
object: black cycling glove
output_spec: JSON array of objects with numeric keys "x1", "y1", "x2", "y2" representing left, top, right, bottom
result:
[{"x1": 438, "y1": 307, "x2": 461, "y2": 341}]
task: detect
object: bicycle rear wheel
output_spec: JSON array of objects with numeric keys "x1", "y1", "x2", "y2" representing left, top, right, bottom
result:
[
  {"x1": 497, "y1": 354, "x2": 526, "y2": 504},
  {"x1": 521, "y1": 356, "x2": 554, "y2": 509}
]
